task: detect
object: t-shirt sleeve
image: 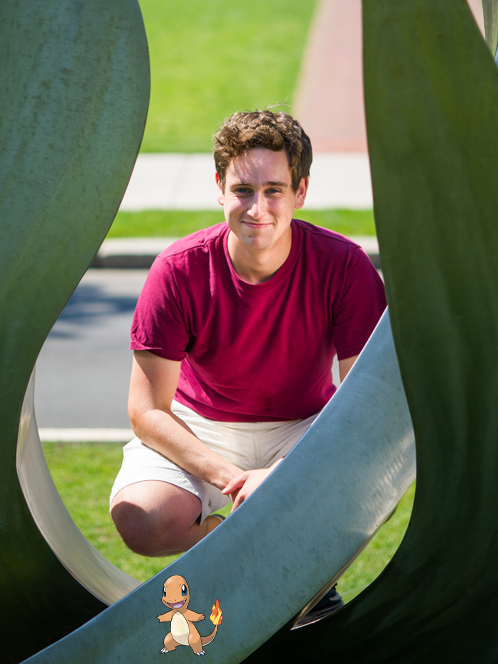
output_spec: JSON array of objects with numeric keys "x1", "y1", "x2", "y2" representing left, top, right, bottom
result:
[
  {"x1": 332, "y1": 247, "x2": 387, "y2": 360},
  {"x1": 130, "y1": 256, "x2": 190, "y2": 361}
]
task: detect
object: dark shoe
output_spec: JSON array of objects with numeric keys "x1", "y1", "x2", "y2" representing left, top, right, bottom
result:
[{"x1": 293, "y1": 585, "x2": 344, "y2": 628}]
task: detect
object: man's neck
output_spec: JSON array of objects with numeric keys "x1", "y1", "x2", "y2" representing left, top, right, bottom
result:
[{"x1": 227, "y1": 230, "x2": 292, "y2": 285}]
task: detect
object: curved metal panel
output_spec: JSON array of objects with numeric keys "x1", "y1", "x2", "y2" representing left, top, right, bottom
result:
[
  {"x1": 17, "y1": 372, "x2": 140, "y2": 604},
  {"x1": 0, "y1": 0, "x2": 149, "y2": 661},
  {"x1": 21, "y1": 311, "x2": 416, "y2": 663}
]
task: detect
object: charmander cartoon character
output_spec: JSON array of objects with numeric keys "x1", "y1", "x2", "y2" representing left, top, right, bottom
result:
[{"x1": 158, "y1": 575, "x2": 223, "y2": 656}]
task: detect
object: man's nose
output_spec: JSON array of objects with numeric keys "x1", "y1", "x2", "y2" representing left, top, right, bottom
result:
[{"x1": 248, "y1": 192, "x2": 265, "y2": 218}]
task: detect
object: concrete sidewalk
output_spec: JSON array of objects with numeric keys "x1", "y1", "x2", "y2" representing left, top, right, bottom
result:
[
  {"x1": 94, "y1": 151, "x2": 378, "y2": 268},
  {"x1": 119, "y1": 152, "x2": 373, "y2": 211}
]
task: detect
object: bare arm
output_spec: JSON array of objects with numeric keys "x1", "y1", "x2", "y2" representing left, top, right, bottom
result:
[
  {"x1": 128, "y1": 350, "x2": 243, "y2": 491},
  {"x1": 339, "y1": 355, "x2": 358, "y2": 382}
]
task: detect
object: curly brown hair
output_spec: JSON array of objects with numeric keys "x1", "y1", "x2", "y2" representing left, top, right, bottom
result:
[{"x1": 213, "y1": 110, "x2": 313, "y2": 192}]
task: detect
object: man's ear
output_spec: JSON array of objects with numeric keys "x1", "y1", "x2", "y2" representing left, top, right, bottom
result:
[
  {"x1": 294, "y1": 176, "x2": 309, "y2": 210},
  {"x1": 215, "y1": 172, "x2": 224, "y2": 206}
]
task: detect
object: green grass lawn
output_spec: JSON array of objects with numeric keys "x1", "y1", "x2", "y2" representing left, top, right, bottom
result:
[
  {"x1": 139, "y1": 0, "x2": 317, "y2": 152},
  {"x1": 108, "y1": 208, "x2": 376, "y2": 238},
  {"x1": 42, "y1": 442, "x2": 414, "y2": 599}
]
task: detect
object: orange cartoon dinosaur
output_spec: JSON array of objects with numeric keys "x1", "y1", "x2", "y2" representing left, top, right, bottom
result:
[{"x1": 157, "y1": 575, "x2": 222, "y2": 656}]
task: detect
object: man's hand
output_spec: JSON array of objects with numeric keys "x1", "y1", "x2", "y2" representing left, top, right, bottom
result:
[
  {"x1": 222, "y1": 459, "x2": 283, "y2": 511},
  {"x1": 222, "y1": 469, "x2": 271, "y2": 510}
]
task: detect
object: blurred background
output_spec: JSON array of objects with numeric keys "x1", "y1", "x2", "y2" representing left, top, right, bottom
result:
[{"x1": 34, "y1": 0, "x2": 484, "y2": 436}]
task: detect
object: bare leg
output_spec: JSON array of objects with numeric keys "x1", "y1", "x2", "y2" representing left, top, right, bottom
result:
[{"x1": 110, "y1": 480, "x2": 222, "y2": 556}]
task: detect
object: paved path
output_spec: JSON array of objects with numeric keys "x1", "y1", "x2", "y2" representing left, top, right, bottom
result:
[
  {"x1": 120, "y1": 152, "x2": 374, "y2": 211},
  {"x1": 36, "y1": 270, "x2": 147, "y2": 439},
  {"x1": 294, "y1": 0, "x2": 367, "y2": 153},
  {"x1": 293, "y1": 0, "x2": 484, "y2": 152}
]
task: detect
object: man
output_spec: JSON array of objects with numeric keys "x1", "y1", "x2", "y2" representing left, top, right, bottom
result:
[{"x1": 110, "y1": 111, "x2": 386, "y2": 580}]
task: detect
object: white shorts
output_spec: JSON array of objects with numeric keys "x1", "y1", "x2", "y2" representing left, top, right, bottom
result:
[{"x1": 110, "y1": 401, "x2": 318, "y2": 522}]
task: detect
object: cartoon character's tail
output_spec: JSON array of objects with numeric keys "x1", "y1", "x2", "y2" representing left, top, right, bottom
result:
[
  {"x1": 203, "y1": 599, "x2": 222, "y2": 646},
  {"x1": 201, "y1": 625, "x2": 218, "y2": 647}
]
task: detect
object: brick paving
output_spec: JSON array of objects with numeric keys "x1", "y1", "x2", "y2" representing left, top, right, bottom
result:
[
  {"x1": 294, "y1": 0, "x2": 366, "y2": 153},
  {"x1": 294, "y1": 0, "x2": 484, "y2": 154}
]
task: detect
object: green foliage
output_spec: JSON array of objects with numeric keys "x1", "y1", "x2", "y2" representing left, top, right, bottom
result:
[
  {"x1": 108, "y1": 208, "x2": 376, "y2": 238},
  {"x1": 42, "y1": 442, "x2": 412, "y2": 593},
  {"x1": 138, "y1": 0, "x2": 316, "y2": 151}
]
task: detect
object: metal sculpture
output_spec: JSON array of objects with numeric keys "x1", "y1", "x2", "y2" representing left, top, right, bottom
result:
[
  {"x1": 0, "y1": 0, "x2": 149, "y2": 661},
  {"x1": 246, "y1": 0, "x2": 498, "y2": 660},
  {"x1": 3, "y1": 0, "x2": 495, "y2": 662}
]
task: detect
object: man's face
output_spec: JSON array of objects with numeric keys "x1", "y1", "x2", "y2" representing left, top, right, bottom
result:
[{"x1": 216, "y1": 148, "x2": 308, "y2": 254}]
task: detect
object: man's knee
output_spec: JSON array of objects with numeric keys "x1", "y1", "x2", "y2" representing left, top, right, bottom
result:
[
  {"x1": 110, "y1": 500, "x2": 169, "y2": 556},
  {"x1": 110, "y1": 482, "x2": 202, "y2": 557}
]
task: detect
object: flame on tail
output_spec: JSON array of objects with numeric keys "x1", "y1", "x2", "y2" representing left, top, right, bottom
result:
[{"x1": 210, "y1": 599, "x2": 223, "y2": 626}]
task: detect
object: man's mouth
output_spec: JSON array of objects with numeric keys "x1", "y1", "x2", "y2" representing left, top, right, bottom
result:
[
  {"x1": 242, "y1": 221, "x2": 271, "y2": 228},
  {"x1": 167, "y1": 600, "x2": 186, "y2": 609}
]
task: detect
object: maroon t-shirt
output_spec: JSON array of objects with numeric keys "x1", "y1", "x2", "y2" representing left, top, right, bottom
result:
[{"x1": 131, "y1": 220, "x2": 386, "y2": 422}]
